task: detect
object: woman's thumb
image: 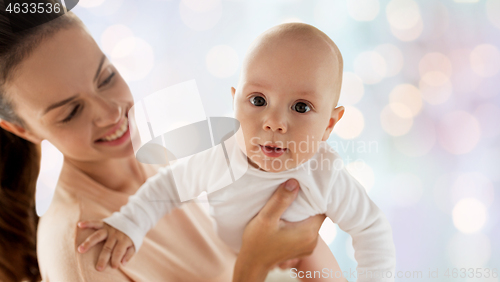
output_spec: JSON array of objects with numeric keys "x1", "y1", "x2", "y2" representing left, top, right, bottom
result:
[{"x1": 284, "y1": 179, "x2": 299, "y2": 191}]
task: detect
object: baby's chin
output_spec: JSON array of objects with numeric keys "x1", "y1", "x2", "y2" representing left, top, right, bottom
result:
[{"x1": 247, "y1": 156, "x2": 304, "y2": 173}]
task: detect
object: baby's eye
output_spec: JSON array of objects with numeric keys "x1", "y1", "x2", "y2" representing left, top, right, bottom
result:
[
  {"x1": 250, "y1": 96, "x2": 267, "y2": 107},
  {"x1": 293, "y1": 102, "x2": 310, "y2": 113}
]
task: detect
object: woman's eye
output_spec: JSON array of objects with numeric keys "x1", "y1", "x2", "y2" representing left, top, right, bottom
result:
[
  {"x1": 98, "y1": 71, "x2": 115, "y2": 88},
  {"x1": 61, "y1": 105, "x2": 81, "y2": 123},
  {"x1": 293, "y1": 102, "x2": 310, "y2": 113},
  {"x1": 250, "y1": 96, "x2": 267, "y2": 107}
]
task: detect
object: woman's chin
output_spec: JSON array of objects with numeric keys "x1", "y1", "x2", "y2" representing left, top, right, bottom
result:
[
  {"x1": 91, "y1": 140, "x2": 134, "y2": 161},
  {"x1": 111, "y1": 142, "x2": 135, "y2": 159}
]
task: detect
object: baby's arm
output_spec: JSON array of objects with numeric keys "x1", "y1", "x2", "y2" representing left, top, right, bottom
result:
[
  {"x1": 295, "y1": 237, "x2": 347, "y2": 281},
  {"x1": 326, "y1": 167, "x2": 396, "y2": 282}
]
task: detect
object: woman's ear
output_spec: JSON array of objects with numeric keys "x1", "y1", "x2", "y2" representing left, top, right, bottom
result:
[
  {"x1": 321, "y1": 106, "x2": 345, "y2": 141},
  {"x1": 0, "y1": 119, "x2": 43, "y2": 144}
]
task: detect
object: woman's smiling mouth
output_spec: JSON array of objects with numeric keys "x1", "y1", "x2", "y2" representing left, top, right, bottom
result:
[{"x1": 95, "y1": 116, "x2": 130, "y2": 145}]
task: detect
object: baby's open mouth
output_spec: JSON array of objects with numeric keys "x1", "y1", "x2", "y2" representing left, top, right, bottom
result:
[
  {"x1": 260, "y1": 145, "x2": 287, "y2": 156},
  {"x1": 263, "y1": 145, "x2": 285, "y2": 151}
]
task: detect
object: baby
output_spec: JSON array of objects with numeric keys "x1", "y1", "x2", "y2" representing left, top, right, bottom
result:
[{"x1": 78, "y1": 23, "x2": 396, "y2": 281}]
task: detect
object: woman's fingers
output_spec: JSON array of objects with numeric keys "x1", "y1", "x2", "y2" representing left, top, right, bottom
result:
[
  {"x1": 303, "y1": 213, "x2": 326, "y2": 230},
  {"x1": 290, "y1": 213, "x2": 326, "y2": 237},
  {"x1": 278, "y1": 258, "x2": 301, "y2": 270},
  {"x1": 77, "y1": 229, "x2": 108, "y2": 253},
  {"x1": 96, "y1": 237, "x2": 117, "y2": 271},
  {"x1": 257, "y1": 179, "x2": 299, "y2": 223},
  {"x1": 78, "y1": 220, "x2": 104, "y2": 229},
  {"x1": 121, "y1": 246, "x2": 135, "y2": 266},
  {"x1": 284, "y1": 214, "x2": 326, "y2": 257}
]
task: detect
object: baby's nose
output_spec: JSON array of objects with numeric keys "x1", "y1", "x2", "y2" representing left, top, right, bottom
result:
[{"x1": 263, "y1": 120, "x2": 287, "y2": 133}]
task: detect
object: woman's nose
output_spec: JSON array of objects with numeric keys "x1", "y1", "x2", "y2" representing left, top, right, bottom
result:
[
  {"x1": 93, "y1": 96, "x2": 122, "y2": 127},
  {"x1": 263, "y1": 111, "x2": 287, "y2": 133}
]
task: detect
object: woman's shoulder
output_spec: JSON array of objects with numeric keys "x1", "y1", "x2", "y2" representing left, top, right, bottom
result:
[
  {"x1": 37, "y1": 178, "x2": 119, "y2": 253},
  {"x1": 37, "y1": 185, "x2": 81, "y2": 239},
  {"x1": 36, "y1": 186, "x2": 83, "y2": 280}
]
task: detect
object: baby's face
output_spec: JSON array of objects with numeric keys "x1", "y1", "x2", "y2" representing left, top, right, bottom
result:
[{"x1": 232, "y1": 35, "x2": 344, "y2": 172}]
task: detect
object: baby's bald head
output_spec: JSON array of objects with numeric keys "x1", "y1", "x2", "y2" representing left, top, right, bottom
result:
[
  {"x1": 240, "y1": 23, "x2": 344, "y2": 106},
  {"x1": 232, "y1": 23, "x2": 346, "y2": 172}
]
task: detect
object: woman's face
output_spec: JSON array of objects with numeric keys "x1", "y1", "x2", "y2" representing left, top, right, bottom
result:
[{"x1": 5, "y1": 24, "x2": 134, "y2": 162}]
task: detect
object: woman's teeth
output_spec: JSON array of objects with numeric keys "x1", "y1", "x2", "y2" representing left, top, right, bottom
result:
[{"x1": 100, "y1": 118, "x2": 128, "y2": 141}]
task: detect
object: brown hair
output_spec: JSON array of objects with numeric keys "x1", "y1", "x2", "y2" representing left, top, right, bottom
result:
[{"x1": 0, "y1": 2, "x2": 81, "y2": 281}]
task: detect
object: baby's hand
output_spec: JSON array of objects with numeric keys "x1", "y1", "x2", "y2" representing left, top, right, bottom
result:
[{"x1": 77, "y1": 220, "x2": 135, "y2": 271}]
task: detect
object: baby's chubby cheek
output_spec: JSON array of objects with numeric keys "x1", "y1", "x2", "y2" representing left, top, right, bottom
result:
[
  {"x1": 233, "y1": 115, "x2": 259, "y2": 148},
  {"x1": 292, "y1": 151, "x2": 316, "y2": 166},
  {"x1": 232, "y1": 125, "x2": 257, "y2": 157},
  {"x1": 289, "y1": 139, "x2": 323, "y2": 162}
]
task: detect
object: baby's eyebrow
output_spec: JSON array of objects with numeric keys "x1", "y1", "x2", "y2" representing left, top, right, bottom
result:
[
  {"x1": 295, "y1": 90, "x2": 316, "y2": 96},
  {"x1": 243, "y1": 82, "x2": 320, "y2": 100},
  {"x1": 290, "y1": 89, "x2": 322, "y2": 100},
  {"x1": 245, "y1": 81, "x2": 270, "y2": 90}
]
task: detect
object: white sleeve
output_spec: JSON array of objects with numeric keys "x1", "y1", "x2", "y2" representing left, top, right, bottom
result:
[
  {"x1": 325, "y1": 167, "x2": 396, "y2": 282},
  {"x1": 103, "y1": 166, "x2": 184, "y2": 251}
]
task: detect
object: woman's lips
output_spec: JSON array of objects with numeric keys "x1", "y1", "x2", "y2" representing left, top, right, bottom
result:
[
  {"x1": 260, "y1": 145, "x2": 286, "y2": 158},
  {"x1": 95, "y1": 126, "x2": 130, "y2": 146}
]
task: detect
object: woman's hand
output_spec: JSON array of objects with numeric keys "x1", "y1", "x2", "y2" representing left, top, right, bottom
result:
[
  {"x1": 275, "y1": 258, "x2": 302, "y2": 270},
  {"x1": 233, "y1": 179, "x2": 326, "y2": 282}
]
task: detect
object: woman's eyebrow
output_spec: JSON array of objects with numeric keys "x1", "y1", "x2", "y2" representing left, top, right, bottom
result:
[
  {"x1": 43, "y1": 95, "x2": 78, "y2": 115},
  {"x1": 43, "y1": 55, "x2": 106, "y2": 115},
  {"x1": 93, "y1": 54, "x2": 106, "y2": 82}
]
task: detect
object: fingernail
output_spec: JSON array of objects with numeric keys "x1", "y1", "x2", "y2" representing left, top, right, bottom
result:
[
  {"x1": 122, "y1": 260, "x2": 127, "y2": 266},
  {"x1": 97, "y1": 266, "x2": 103, "y2": 271},
  {"x1": 285, "y1": 179, "x2": 298, "y2": 191}
]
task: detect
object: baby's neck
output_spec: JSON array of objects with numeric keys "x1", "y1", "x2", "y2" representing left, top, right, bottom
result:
[
  {"x1": 245, "y1": 156, "x2": 312, "y2": 173},
  {"x1": 246, "y1": 156, "x2": 267, "y2": 172}
]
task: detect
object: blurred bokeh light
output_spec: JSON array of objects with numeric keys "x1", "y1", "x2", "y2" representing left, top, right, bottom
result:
[{"x1": 35, "y1": 0, "x2": 499, "y2": 279}]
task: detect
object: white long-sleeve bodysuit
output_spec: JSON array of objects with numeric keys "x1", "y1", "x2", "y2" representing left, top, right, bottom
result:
[{"x1": 104, "y1": 140, "x2": 396, "y2": 282}]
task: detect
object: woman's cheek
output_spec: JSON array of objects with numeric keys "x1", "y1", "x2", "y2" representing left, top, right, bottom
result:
[{"x1": 58, "y1": 129, "x2": 91, "y2": 151}]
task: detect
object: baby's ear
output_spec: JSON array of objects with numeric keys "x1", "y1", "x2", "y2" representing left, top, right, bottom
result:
[
  {"x1": 321, "y1": 106, "x2": 345, "y2": 141},
  {"x1": 332, "y1": 106, "x2": 345, "y2": 122}
]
